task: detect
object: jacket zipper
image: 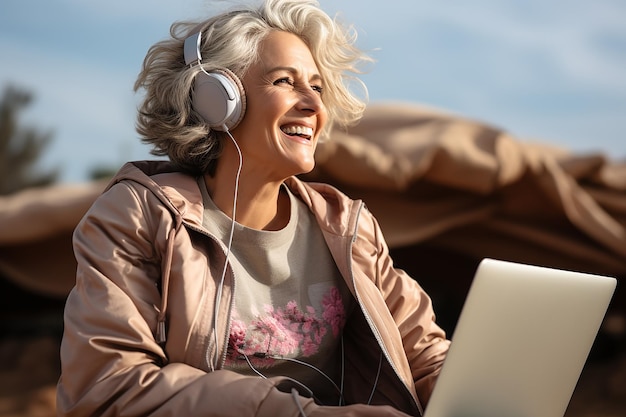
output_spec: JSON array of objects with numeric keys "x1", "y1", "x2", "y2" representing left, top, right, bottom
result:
[
  {"x1": 184, "y1": 223, "x2": 234, "y2": 371},
  {"x1": 218, "y1": 267, "x2": 235, "y2": 369},
  {"x1": 348, "y1": 202, "x2": 424, "y2": 417}
]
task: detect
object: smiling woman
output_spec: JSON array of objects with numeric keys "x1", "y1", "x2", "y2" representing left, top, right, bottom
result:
[{"x1": 55, "y1": 1, "x2": 450, "y2": 416}]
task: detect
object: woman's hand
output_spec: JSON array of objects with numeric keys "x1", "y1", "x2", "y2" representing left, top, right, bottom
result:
[{"x1": 307, "y1": 403, "x2": 413, "y2": 417}]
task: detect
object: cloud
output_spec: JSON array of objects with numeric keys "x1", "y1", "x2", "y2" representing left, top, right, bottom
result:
[
  {"x1": 333, "y1": 0, "x2": 626, "y2": 156},
  {"x1": 405, "y1": 0, "x2": 626, "y2": 92}
]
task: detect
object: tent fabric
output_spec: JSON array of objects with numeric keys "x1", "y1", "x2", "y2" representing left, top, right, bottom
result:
[
  {"x1": 304, "y1": 102, "x2": 626, "y2": 279},
  {"x1": 0, "y1": 180, "x2": 108, "y2": 297},
  {"x1": 1, "y1": 102, "x2": 624, "y2": 299}
]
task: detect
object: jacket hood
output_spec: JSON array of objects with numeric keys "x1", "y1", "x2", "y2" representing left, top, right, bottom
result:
[{"x1": 107, "y1": 161, "x2": 205, "y2": 230}]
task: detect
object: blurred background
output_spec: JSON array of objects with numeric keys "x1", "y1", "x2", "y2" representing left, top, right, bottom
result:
[
  {"x1": 1, "y1": 0, "x2": 625, "y2": 184},
  {"x1": 1, "y1": 0, "x2": 625, "y2": 416}
]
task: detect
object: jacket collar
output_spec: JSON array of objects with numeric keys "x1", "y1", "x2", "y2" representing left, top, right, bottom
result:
[
  {"x1": 107, "y1": 161, "x2": 204, "y2": 229},
  {"x1": 108, "y1": 160, "x2": 362, "y2": 238}
]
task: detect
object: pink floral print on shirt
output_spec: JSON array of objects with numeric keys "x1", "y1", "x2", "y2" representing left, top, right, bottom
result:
[{"x1": 226, "y1": 286, "x2": 346, "y2": 368}]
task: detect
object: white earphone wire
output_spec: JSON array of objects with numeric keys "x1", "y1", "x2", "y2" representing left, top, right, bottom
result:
[
  {"x1": 367, "y1": 351, "x2": 383, "y2": 405},
  {"x1": 210, "y1": 127, "x2": 242, "y2": 370},
  {"x1": 264, "y1": 353, "x2": 344, "y2": 402},
  {"x1": 292, "y1": 388, "x2": 309, "y2": 417}
]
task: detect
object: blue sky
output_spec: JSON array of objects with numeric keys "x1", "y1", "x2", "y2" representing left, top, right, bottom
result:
[{"x1": 1, "y1": 0, "x2": 625, "y2": 183}]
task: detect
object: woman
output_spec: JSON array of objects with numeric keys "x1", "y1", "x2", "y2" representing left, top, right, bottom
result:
[{"x1": 57, "y1": 0, "x2": 450, "y2": 415}]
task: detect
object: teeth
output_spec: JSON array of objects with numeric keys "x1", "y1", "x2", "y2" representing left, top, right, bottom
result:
[{"x1": 281, "y1": 125, "x2": 313, "y2": 137}]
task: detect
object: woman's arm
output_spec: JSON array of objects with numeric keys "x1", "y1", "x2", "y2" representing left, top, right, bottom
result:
[{"x1": 56, "y1": 181, "x2": 311, "y2": 416}]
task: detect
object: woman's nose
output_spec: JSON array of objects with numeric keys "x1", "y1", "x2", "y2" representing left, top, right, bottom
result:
[{"x1": 297, "y1": 88, "x2": 324, "y2": 114}]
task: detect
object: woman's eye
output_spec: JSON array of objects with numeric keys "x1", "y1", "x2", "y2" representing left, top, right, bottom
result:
[
  {"x1": 273, "y1": 77, "x2": 322, "y2": 95},
  {"x1": 274, "y1": 77, "x2": 293, "y2": 86}
]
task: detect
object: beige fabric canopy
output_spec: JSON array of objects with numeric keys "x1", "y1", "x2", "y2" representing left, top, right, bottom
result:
[
  {"x1": 0, "y1": 180, "x2": 108, "y2": 297},
  {"x1": 305, "y1": 103, "x2": 626, "y2": 279},
  {"x1": 1, "y1": 102, "x2": 624, "y2": 301}
]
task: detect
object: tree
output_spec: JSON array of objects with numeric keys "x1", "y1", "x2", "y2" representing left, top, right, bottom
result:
[{"x1": 0, "y1": 85, "x2": 58, "y2": 195}]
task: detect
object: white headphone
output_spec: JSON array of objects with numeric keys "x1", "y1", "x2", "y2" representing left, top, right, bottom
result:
[{"x1": 184, "y1": 31, "x2": 246, "y2": 131}]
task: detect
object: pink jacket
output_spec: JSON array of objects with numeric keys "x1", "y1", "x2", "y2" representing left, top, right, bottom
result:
[{"x1": 57, "y1": 161, "x2": 449, "y2": 416}]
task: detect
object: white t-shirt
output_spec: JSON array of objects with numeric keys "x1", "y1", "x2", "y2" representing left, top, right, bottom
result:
[{"x1": 199, "y1": 179, "x2": 354, "y2": 405}]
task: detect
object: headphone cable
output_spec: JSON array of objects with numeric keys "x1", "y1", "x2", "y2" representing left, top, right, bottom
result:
[{"x1": 210, "y1": 127, "x2": 242, "y2": 370}]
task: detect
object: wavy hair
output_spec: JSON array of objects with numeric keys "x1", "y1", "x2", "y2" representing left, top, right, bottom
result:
[{"x1": 134, "y1": 0, "x2": 372, "y2": 175}]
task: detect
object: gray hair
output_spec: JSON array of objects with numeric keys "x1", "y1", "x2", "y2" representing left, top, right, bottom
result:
[{"x1": 134, "y1": 0, "x2": 372, "y2": 175}]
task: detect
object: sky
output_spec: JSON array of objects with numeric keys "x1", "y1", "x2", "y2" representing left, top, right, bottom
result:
[{"x1": 1, "y1": 0, "x2": 625, "y2": 183}]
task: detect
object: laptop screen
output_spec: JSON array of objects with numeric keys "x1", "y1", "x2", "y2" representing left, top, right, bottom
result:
[{"x1": 424, "y1": 258, "x2": 616, "y2": 417}]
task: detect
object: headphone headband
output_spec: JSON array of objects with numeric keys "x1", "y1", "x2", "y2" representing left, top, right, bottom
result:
[{"x1": 184, "y1": 32, "x2": 203, "y2": 66}]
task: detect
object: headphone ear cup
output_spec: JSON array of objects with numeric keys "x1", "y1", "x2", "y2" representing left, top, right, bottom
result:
[{"x1": 192, "y1": 68, "x2": 246, "y2": 131}]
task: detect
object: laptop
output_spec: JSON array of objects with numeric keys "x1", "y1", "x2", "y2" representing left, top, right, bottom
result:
[{"x1": 424, "y1": 258, "x2": 617, "y2": 417}]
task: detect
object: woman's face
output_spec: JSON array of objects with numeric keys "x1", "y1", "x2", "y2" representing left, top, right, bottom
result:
[{"x1": 232, "y1": 30, "x2": 328, "y2": 180}]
